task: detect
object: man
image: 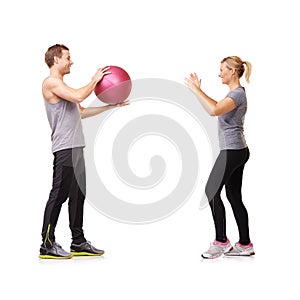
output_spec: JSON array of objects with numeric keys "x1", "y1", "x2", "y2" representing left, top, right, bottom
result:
[{"x1": 40, "y1": 44, "x2": 128, "y2": 259}]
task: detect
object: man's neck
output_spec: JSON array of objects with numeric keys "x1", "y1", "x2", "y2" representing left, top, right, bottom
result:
[{"x1": 50, "y1": 68, "x2": 64, "y2": 80}]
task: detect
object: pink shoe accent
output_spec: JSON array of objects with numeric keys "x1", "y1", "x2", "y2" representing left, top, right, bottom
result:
[
  {"x1": 238, "y1": 242, "x2": 253, "y2": 248},
  {"x1": 214, "y1": 239, "x2": 230, "y2": 246}
]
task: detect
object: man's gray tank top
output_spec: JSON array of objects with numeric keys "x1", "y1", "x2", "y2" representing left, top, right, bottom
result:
[
  {"x1": 218, "y1": 86, "x2": 248, "y2": 150},
  {"x1": 44, "y1": 98, "x2": 85, "y2": 153}
]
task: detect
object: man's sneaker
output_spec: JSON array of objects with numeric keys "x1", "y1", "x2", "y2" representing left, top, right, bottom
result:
[
  {"x1": 39, "y1": 242, "x2": 73, "y2": 259},
  {"x1": 224, "y1": 242, "x2": 255, "y2": 257},
  {"x1": 202, "y1": 239, "x2": 232, "y2": 259},
  {"x1": 70, "y1": 241, "x2": 105, "y2": 256}
]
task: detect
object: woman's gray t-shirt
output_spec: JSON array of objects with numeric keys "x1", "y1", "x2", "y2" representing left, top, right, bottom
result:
[{"x1": 218, "y1": 86, "x2": 247, "y2": 150}]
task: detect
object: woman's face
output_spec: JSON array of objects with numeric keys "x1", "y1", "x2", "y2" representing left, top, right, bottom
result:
[{"x1": 219, "y1": 62, "x2": 233, "y2": 84}]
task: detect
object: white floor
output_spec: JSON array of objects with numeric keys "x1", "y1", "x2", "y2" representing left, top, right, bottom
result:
[{"x1": 2, "y1": 193, "x2": 297, "y2": 300}]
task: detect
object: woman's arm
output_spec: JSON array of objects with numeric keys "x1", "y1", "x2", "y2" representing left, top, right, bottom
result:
[{"x1": 184, "y1": 73, "x2": 236, "y2": 116}]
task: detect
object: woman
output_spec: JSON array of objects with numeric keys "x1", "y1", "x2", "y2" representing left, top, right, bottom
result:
[{"x1": 185, "y1": 56, "x2": 255, "y2": 259}]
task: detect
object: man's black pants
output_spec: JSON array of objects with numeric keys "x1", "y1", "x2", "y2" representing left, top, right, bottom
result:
[{"x1": 41, "y1": 147, "x2": 86, "y2": 247}]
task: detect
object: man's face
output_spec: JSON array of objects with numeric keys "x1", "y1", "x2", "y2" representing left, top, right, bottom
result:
[{"x1": 57, "y1": 50, "x2": 73, "y2": 74}]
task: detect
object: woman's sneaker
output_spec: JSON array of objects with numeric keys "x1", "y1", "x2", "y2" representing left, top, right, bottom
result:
[
  {"x1": 224, "y1": 242, "x2": 255, "y2": 256},
  {"x1": 202, "y1": 239, "x2": 232, "y2": 259}
]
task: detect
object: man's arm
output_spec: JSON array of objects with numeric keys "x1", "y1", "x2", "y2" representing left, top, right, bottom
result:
[
  {"x1": 79, "y1": 101, "x2": 130, "y2": 119},
  {"x1": 43, "y1": 67, "x2": 110, "y2": 104}
]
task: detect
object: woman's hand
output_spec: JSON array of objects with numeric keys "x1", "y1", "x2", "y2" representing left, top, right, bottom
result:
[{"x1": 184, "y1": 72, "x2": 201, "y2": 92}]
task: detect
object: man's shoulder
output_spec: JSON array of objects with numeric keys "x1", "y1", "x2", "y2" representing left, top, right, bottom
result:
[
  {"x1": 43, "y1": 76, "x2": 63, "y2": 87},
  {"x1": 42, "y1": 76, "x2": 64, "y2": 104}
]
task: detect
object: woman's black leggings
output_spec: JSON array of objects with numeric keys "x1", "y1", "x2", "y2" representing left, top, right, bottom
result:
[{"x1": 205, "y1": 147, "x2": 251, "y2": 245}]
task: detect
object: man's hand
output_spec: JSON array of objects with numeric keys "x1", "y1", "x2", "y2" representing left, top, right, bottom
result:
[{"x1": 92, "y1": 66, "x2": 111, "y2": 83}]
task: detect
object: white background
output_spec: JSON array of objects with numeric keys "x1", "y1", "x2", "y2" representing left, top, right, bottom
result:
[{"x1": 1, "y1": 0, "x2": 299, "y2": 299}]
